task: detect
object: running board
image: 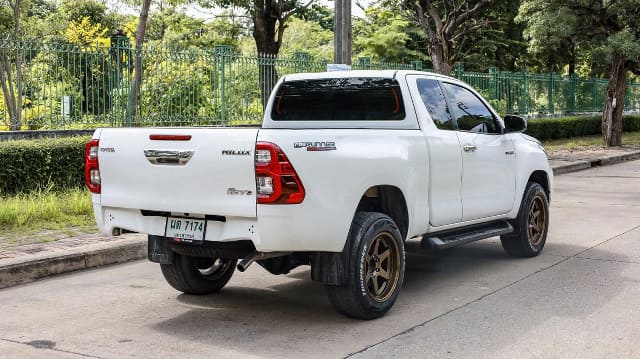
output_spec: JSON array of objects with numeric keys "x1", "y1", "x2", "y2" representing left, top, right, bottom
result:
[{"x1": 421, "y1": 221, "x2": 513, "y2": 251}]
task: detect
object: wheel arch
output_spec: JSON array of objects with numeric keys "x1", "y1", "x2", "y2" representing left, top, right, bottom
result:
[
  {"x1": 528, "y1": 170, "x2": 551, "y2": 200},
  {"x1": 354, "y1": 185, "x2": 409, "y2": 240}
]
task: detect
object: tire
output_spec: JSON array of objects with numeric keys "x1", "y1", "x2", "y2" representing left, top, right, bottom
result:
[
  {"x1": 160, "y1": 253, "x2": 237, "y2": 295},
  {"x1": 500, "y1": 182, "x2": 549, "y2": 257},
  {"x1": 326, "y1": 212, "x2": 405, "y2": 320}
]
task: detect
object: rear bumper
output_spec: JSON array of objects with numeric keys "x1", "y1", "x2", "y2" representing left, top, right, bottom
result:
[
  {"x1": 94, "y1": 204, "x2": 260, "y2": 245},
  {"x1": 93, "y1": 203, "x2": 349, "y2": 253}
]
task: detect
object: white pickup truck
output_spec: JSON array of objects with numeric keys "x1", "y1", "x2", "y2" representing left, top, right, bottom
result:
[{"x1": 85, "y1": 70, "x2": 552, "y2": 319}]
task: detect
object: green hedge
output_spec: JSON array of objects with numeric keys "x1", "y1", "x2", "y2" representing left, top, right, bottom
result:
[
  {"x1": 525, "y1": 115, "x2": 640, "y2": 140},
  {"x1": 0, "y1": 136, "x2": 90, "y2": 196}
]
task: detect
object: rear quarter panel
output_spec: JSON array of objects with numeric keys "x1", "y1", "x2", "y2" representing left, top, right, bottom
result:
[{"x1": 256, "y1": 129, "x2": 429, "y2": 252}]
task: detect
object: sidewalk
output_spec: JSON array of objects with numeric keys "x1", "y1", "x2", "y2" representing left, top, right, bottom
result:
[{"x1": 1, "y1": 147, "x2": 640, "y2": 289}]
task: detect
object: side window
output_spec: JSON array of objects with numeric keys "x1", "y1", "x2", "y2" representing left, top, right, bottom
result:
[
  {"x1": 441, "y1": 82, "x2": 499, "y2": 134},
  {"x1": 416, "y1": 78, "x2": 454, "y2": 130}
]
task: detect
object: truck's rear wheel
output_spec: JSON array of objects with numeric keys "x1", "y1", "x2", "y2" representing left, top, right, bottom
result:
[
  {"x1": 160, "y1": 253, "x2": 237, "y2": 294},
  {"x1": 326, "y1": 212, "x2": 405, "y2": 320},
  {"x1": 500, "y1": 182, "x2": 549, "y2": 257}
]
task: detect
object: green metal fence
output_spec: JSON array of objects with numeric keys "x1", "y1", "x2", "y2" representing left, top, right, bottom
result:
[{"x1": 1, "y1": 38, "x2": 639, "y2": 130}]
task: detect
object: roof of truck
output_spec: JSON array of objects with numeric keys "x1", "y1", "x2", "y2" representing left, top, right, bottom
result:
[{"x1": 282, "y1": 70, "x2": 459, "y2": 83}]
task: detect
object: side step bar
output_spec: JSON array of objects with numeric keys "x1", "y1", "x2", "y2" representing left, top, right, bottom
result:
[{"x1": 421, "y1": 221, "x2": 513, "y2": 251}]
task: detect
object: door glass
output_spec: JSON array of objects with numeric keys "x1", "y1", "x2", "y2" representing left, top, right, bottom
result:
[
  {"x1": 416, "y1": 78, "x2": 454, "y2": 130},
  {"x1": 441, "y1": 83, "x2": 499, "y2": 134}
]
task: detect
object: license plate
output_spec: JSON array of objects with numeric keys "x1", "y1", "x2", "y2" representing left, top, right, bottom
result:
[{"x1": 165, "y1": 217, "x2": 206, "y2": 242}]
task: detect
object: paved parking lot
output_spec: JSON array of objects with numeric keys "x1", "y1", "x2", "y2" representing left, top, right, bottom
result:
[{"x1": 1, "y1": 160, "x2": 639, "y2": 358}]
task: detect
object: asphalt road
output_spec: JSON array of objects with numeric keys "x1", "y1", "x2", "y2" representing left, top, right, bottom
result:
[{"x1": 1, "y1": 160, "x2": 639, "y2": 359}]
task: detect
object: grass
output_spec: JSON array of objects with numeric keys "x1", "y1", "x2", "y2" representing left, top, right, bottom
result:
[
  {"x1": 0, "y1": 187, "x2": 96, "y2": 244},
  {"x1": 542, "y1": 131, "x2": 640, "y2": 150}
]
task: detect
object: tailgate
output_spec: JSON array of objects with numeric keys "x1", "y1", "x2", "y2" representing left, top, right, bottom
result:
[{"x1": 97, "y1": 128, "x2": 259, "y2": 217}]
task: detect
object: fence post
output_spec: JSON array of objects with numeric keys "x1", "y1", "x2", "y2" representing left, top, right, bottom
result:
[
  {"x1": 214, "y1": 45, "x2": 232, "y2": 124},
  {"x1": 568, "y1": 74, "x2": 577, "y2": 113},
  {"x1": 293, "y1": 52, "x2": 310, "y2": 72},
  {"x1": 520, "y1": 70, "x2": 529, "y2": 114},
  {"x1": 108, "y1": 33, "x2": 130, "y2": 126},
  {"x1": 358, "y1": 57, "x2": 371, "y2": 70},
  {"x1": 591, "y1": 77, "x2": 598, "y2": 112},
  {"x1": 453, "y1": 63, "x2": 464, "y2": 79},
  {"x1": 625, "y1": 78, "x2": 632, "y2": 111},
  {"x1": 502, "y1": 70, "x2": 512, "y2": 113},
  {"x1": 412, "y1": 60, "x2": 423, "y2": 71},
  {"x1": 548, "y1": 71, "x2": 555, "y2": 114},
  {"x1": 489, "y1": 67, "x2": 499, "y2": 101}
]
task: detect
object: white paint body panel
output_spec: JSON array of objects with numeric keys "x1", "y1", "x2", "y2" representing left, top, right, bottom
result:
[{"x1": 90, "y1": 70, "x2": 552, "y2": 253}]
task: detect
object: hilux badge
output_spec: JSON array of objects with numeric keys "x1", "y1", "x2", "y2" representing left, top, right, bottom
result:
[{"x1": 222, "y1": 150, "x2": 251, "y2": 156}]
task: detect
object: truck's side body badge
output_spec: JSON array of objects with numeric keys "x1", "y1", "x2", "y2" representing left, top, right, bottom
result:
[
  {"x1": 222, "y1": 150, "x2": 252, "y2": 156},
  {"x1": 227, "y1": 188, "x2": 253, "y2": 196},
  {"x1": 294, "y1": 141, "x2": 337, "y2": 151}
]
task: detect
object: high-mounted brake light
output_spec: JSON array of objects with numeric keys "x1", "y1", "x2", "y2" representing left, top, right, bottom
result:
[
  {"x1": 255, "y1": 142, "x2": 305, "y2": 204},
  {"x1": 84, "y1": 139, "x2": 101, "y2": 194},
  {"x1": 149, "y1": 134, "x2": 192, "y2": 141}
]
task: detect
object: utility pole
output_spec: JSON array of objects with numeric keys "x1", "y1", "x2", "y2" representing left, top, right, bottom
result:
[{"x1": 334, "y1": 0, "x2": 352, "y2": 65}]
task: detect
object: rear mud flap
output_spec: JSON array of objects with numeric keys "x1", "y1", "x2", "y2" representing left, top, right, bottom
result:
[{"x1": 148, "y1": 235, "x2": 173, "y2": 264}]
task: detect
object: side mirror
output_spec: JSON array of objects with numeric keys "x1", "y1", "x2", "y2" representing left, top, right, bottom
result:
[{"x1": 503, "y1": 115, "x2": 527, "y2": 133}]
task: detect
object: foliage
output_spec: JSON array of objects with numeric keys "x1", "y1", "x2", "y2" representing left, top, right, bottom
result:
[
  {"x1": 155, "y1": 10, "x2": 243, "y2": 51},
  {"x1": 397, "y1": 0, "x2": 494, "y2": 74},
  {"x1": 280, "y1": 17, "x2": 332, "y2": 60},
  {"x1": 59, "y1": 0, "x2": 107, "y2": 26},
  {"x1": 0, "y1": 136, "x2": 89, "y2": 195},
  {"x1": 296, "y1": 3, "x2": 333, "y2": 31},
  {"x1": 518, "y1": 0, "x2": 640, "y2": 146},
  {"x1": 526, "y1": 115, "x2": 640, "y2": 140},
  {"x1": 64, "y1": 17, "x2": 110, "y2": 47},
  {"x1": 353, "y1": 6, "x2": 423, "y2": 63}
]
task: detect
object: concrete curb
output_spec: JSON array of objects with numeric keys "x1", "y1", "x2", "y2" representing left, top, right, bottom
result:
[
  {"x1": 0, "y1": 240, "x2": 146, "y2": 289},
  {"x1": 552, "y1": 160, "x2": 592, "y2": 175},
  {"x1": 552, "y1": 150, "x2": 640, "y2": 175}
]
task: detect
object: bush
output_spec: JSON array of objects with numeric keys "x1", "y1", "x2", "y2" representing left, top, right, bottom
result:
[
  {"x1": 0, "y1": 136, "x2": 90, "y2": 196},
  {"x1": 525, "y1": 115, "x2": 640, "y2": 140}
]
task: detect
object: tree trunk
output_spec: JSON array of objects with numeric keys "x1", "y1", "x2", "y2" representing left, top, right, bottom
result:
[
  {"x1": 602, "y1": 54, "x2": 627, "y2": 147},
  {"x1": 253, "y1": 2, "x2": 281, "y2": 109},
  {"x1": 126, "y1": 0, "x2": 151, "y2": 126},
  {"x1": 0, "y1": 51, "x2": 19, "y2": 130},
  {"x1": 1, "y1": 0, "x2": 23, "y2": 130},
  {"x1": 428, "y1": 40, "x2": 452, "y2": 75}
]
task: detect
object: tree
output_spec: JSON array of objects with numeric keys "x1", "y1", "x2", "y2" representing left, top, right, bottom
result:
[
  {"x1": 518, "y1": 0, "x2": 640, "y2": 146},
  {"x1": 353, "y1": 6, "x2": 425, "y2": 64},
  {"x1": 0, "y1": 0, "x2": 23, "y2": 130},
  {"x1": 201, "y1": 1, "x2": 317, "y2": 106},
  {"x1": 399, "y1": 0, "x2": 492, "y2": 74},
  {"x1": 126, "y1": 0, "x2": 152, "y2": 125},
  {"x1": 280, "y1": 17, "x2": 332, "y2": 60}
]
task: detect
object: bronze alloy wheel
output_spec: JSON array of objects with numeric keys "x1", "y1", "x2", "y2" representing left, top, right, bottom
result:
[
  {"x1": 364, "y1": 232, "x2": 401, "y2": 303},
  {"x1": 527, "y1": 194, "x2": 547, "y2": 246}
]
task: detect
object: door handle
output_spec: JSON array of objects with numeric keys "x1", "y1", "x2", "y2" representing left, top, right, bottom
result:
[{"x1": 463, "y1": 144, "x2": 477, "y2": 152}]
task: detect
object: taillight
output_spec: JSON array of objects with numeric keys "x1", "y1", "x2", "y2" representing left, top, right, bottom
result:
[
  {"x1": 84, "y1": 139, "x2": 101, "y2": 194},
  {"x1": 255, "y1": 142, "x2": 305, "y2": 204}
]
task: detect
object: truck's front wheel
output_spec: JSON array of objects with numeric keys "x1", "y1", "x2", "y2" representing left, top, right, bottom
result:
[
  {"x1": 326, "y1": 212, "x2": 405, "y2": 320},
  {"x1": 160, "y1": 254, "x2": 237, "y2": 295},
  {"x1": 500, "y1": 182, "x2": 549, "y2": 257}
]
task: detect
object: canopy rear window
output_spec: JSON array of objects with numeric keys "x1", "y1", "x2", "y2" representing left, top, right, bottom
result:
[{"x1": 271, "y1": 77, "x2": 405, "y2": 122}]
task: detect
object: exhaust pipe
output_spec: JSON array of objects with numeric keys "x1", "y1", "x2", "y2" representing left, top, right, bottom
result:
[{"x1": 237, "y1": 252, "x2": 290, "y2": 272}]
